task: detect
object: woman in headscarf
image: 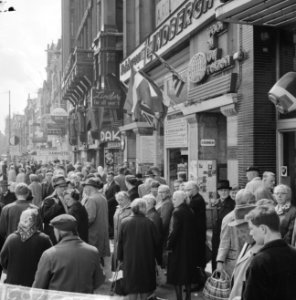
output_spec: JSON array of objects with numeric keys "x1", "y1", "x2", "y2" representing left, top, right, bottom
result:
[{"x1": 0, "y1": 208, "x2": 52, "y2": 286}]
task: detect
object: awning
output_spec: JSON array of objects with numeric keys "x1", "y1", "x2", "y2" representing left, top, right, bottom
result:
[{"x1": 216, "y1": 0, "x2": 296, "y2": 30}]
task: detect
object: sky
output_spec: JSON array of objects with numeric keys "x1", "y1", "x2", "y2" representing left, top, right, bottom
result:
[{"x1": 0, "y1": 0, "x2": 61, "y2": 133}]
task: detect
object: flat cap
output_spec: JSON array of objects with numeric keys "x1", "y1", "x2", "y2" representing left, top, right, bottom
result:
[
  {"x1": 52, "y1": 176, "x2": 68, "y2": 188},
  {"x1": 50, "y1": 214, "x2": 77, "y2": 231},
  {"x1": 246, "y1": 166, "x2": 260, "y2": 173}
]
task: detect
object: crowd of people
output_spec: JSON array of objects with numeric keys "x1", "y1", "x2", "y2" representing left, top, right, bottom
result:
[{"x1": 0, "y1": 160, "x2": 295, "y2": 300}]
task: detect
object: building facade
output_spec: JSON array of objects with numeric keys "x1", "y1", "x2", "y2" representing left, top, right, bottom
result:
[
  {"x1": 61, "y1": 0, "x2": 125, "y2": 172},
  {"x1": 119, "y1": 0, "x2": 283, "y2": 202}
]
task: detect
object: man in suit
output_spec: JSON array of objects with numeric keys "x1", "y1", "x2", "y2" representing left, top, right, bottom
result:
[{"x1": 104, "y1": 172, "x2": 120, "y2": 239}]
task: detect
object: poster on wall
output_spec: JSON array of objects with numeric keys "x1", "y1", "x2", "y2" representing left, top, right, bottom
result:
[{"x1": 197, "y1": 160, "x2": 217, "y2": 205}]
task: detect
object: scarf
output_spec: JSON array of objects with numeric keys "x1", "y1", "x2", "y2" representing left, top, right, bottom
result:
[
  {"x1": 16, "y1": 209, "x2": 38, "y2": 242},
  {"x1": 275, "y1": 202, "x2": 291, "y2": 216}
]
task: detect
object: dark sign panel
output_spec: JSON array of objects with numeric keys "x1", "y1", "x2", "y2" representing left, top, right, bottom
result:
[{"x1": 92, "y1": 88, "x2": 121, "y2": 108}]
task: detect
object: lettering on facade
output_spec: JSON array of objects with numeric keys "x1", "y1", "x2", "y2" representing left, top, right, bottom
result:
[
  {"x1": 100, "y1": 129, "x2": 121, "y2": 143},
  {"x1": 188, "y1": 21, "x2": 234, "y2": 83},
  {"x1": 120, "y1": 0, "x2": 216, "y2": 80},
  {"x1": 92, "y1": 88, "x2": 121, "y2": 108}
]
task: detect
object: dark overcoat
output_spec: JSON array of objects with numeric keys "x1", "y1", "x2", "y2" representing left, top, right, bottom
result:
[
  {"x1": 211, "y1": 196, "x2": 235, "y2": 269},
  {"x1": 128, "y1": 187, "x2": 139, "y2": 202},
  {"x1": 189, "y1": 192, "x2": 207, "y2": 269},
  {"x1": 0, "y1": 231, "x2": 52, "y2": 286},
  {"x1": 68, "y1": 202, "x2": 88, "y2": 242},
  {"x1": 166, "y1": 203, "x2": 197, "y2": 285},
  {"x1": 117, "y1": 215, "x2": 157, "y2": 294},
  {"x1": 243, "y1": 239, "x2": 296, "y2": 300}
]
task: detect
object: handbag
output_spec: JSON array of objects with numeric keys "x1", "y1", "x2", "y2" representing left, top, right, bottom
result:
[
  {"x1": 203, "y1": 269, "x2": 231, "y2": 300},
  {"x1": 156, "y1": 264, "x2": 166, "y2": 286},
  {"x1": 110, "y1": 264, "x2": 127, "y2": 296}
]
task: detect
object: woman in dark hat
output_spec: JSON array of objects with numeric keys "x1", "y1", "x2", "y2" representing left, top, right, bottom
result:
[{"x1": 211, "y1": 180, "x2": 235, "y2": 271}]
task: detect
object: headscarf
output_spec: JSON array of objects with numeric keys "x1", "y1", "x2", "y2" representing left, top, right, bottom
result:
[{"x1": 16, "y1": 208, "x2": 39, "y2": 242}]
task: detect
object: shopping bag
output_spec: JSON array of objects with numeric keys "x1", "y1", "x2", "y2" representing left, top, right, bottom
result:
[
  {"x1": 110, "y1": 264, "x2": 127, "y2": 296},
  {"x1": 203, "y1": 269, "x2": 231, "y2": 300}
]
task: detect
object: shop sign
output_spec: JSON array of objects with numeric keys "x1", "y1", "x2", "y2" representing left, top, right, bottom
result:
[
  {"x1": 201, "y1": 139, "x2": 215, "y2": 146},
  {"x1": 100, "y1": 128, "x2": 121, "y2": 143},
  {"x1": 120, "y1": 0, "x2": 218, "y2": 81},
  {"x1": 156, "y1": 0, "x2": 185, "y2": 26},
  {"x1": 106, "y1": 141, "x2": 121, "y2": 149},
  {"x1": 164, "y1": 117, "x2": 188, "y2": 148},
  {"x1": 92, "y1": 88, "x2": 121, "y2": 108},
  {"x1": 188, "y1": 21, "x2": 233, "y2": 83}
]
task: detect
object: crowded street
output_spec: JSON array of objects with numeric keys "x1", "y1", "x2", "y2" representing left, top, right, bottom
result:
[{"x1": 1, "y1": 0, "x2": 296, "y2": 300}]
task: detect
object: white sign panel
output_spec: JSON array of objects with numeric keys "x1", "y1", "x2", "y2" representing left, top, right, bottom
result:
[
  {"x1": 165, "y1": 117, "x2": 188, "y2": 148},
  {"x1": 201, "y1": 139, "x2": 216, "y2": 146}
]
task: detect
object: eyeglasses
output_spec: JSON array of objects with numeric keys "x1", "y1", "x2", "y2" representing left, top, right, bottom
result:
[{"x1": 274, "y1": 192, "x2": 287, "y2": 195}]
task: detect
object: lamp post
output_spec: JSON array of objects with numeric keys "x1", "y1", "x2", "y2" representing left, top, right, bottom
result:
[{"x1": 7, "y1": 90, "x2": 11, "y2": 163}]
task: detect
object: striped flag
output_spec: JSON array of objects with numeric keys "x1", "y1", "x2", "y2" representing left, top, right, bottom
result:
[{"x1": 124, "y1": 66, "x2": 170, "y2": 123}]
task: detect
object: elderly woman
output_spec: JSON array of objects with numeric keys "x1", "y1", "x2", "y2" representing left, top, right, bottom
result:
[
  {"x1": 112, "y1": 191, "x2": 132, "y2": 271},
  {"x1": 167, "y1": 190, "x2": 197, "y2": 300},
  {"x1": 118, "y1": 198, "x2": 157, "y2": 300},
  {"x1": 125, "y1": 175, "x2": 140, "y2": 201},
  {"x1": 0, "y1": 208, "x2": 52, "y2": 286},
  {"x1": 273, "y1": 184, "x2": 296, "y2": 244}
]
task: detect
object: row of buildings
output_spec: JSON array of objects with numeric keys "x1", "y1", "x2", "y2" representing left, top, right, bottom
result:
[{"x1": 8, "y1": 0, "x2": 296, "y2": 203}]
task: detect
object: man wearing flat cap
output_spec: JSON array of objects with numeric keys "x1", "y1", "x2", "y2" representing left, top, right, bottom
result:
[
  {"x1": 245, "y1": 166, "x2": 262, "y2": 194},
  {"x1": 33, "y1": 214, "x2": 104, "y2": 293},
  {"x1": 81, "y1": 178, "x2": 110, "y2": 262},
  {"x1": 40, "y1": 175, "x2": 68, "y2": 244}
]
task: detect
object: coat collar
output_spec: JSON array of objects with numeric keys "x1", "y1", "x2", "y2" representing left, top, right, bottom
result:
[
  {"x1": 259, "y1": 238, "x2": 288, "y2": 253},
  {"x1": 57, "y1": 235, "x2": 82, "y2": 245}
]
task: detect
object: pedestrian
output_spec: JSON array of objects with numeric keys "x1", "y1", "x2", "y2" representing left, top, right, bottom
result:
[
  {"x1": 15, "y1": 168, "x2": 26, "y2": 184},
  {"x1": 211, "y1": 180, "x2": 235, "y2": 271},
  {"x1": 150, "y1": 167, "x2": 166, "y2": 184},
  {"x1": 242, "y1": 205, "x2": 296, "y2": 300},
  {"x1": 173, "y1": 179, "x2": 183, "y2": 192},
  {"x1": 216, "y1": 189, "x2": 256, "y2": 276},
  {"x1": 40, "y1": 175, "x2": 68, "y2": 244},
  {"x1": 166, "y1": 191, "x2": 197, "y2": 300},
  {"x1": 118, "y1": 198, "x2": 157, "y2": 299},
  {"x1": 138, "y1": 177, "x2": 154, "y2": 198},
  {"x1": 104, "y1": 171, "x2": 120, "y2": 239},
  {"x1": 245, "y1": 166, "x2": 261, "y2": 194},
  {"x1": 0, "y1": 208, "x2": 52, "y2": 286},
  {"x1": 125, "y1": 175, "x2": 140, "y2": 201},
  {"x1": 82, "y1": 178, "x2": 110, "y2": 261},
  {"x1": 33, "y1": 214, "x2": 105, "y2": 293},
  {"x1": 0, "y1": 180, "x2": 16, "y2": 206},
  {"x1": 143, "y1": 194, "x2": 163, "y2": 265},
  {"x1": 273, "y1": 184, "x2": 296, "y2": 244},
  {"x1": 112, "y1": 191, "x2": 132, "y2": 271},
  {"x1": 64, "y1": 189, "x2": 88, "y2": 242},
  {"x1": 184, "y1": 181, "x2": 207, "y2": 278},
  {"x1": 114, "y1": 167, "x2": 128, "y2": 191},
  {"x1": 0, "y1": 183, "x2": 39, "y2": 241},
  {"x1": 29, "y1": 174, "x2": 42, "y2": 207},
  {"x1": 7, "y1": 165, "x2": 16, "y2": 183},
  {"x1": 41, "y1": 170, "x2": 54, "y2": 200},
  {"x1": 156, "y1": 185, "x2": 174, "y2": 250}
]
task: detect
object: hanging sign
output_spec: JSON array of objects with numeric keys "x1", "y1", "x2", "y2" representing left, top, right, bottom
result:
[{"x1": 92, "y1": 88, "x2": 121, "y2": 108}]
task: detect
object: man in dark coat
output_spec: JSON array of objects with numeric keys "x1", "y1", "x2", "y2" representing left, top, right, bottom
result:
[
  {"x1": 211, "y1": 180, "x2": 235, "y2": 271},
  {"x1": 104, "y1": 172, "x2": 120, "y2": 238},
  {"x1": 33, "y1": 214, "x2": 104, "y2": 293},
  {"x1": 243, "y1": 205, "x2": 296, "y2": 300},
  {"x1": 184, "y1": 181, "x2": 207, "y2": 272},
  {"x1": 40, "y1": 176, "x2": 68, "y2": 244},
  {"x1": 118, "y1": 199, "x2": 157, "y2": 298}
]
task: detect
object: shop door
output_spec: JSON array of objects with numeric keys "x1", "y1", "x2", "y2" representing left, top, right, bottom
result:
[{"x1": 281, "y1": 131, "x2": 296, "y2": 206}]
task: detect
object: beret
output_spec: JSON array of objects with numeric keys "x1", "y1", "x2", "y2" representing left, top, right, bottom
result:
[{"x1": 50, "y1": 214, "x2": 77, "y2": 231}]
